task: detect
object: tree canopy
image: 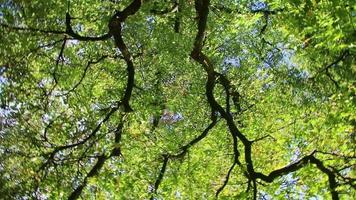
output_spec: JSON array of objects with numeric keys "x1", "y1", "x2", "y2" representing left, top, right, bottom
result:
[{"x1": 0, "y1": 0, "x2": 355, "y2": 199}]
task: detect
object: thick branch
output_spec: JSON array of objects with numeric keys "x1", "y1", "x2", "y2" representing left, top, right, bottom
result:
[
  {"x1": 108, "y1": 0, "x2": 142, "y2": 112},
  {"x1": 191, "y1": 0, "x2": 254, "y2": 180},
  {"x1": 65, "y1": 13, "x2": 112, "y2": 41}
]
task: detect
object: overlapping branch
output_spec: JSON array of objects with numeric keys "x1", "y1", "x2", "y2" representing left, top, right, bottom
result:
[
  {"x1": 65, "y1": 1, "x2": 143, "y2": 198},
  {"x1": 310, "y1": 50, "x2": 350, "y2": 88},
  {"x1": 189, "y1": 1, "x2": 348, "y2": 199},
  {"x1": 191, "y1": 0, "x2": 252, "y2": 186},
  {"x1": 4, "y1": 0, "x2": 355, "y2": 199}
]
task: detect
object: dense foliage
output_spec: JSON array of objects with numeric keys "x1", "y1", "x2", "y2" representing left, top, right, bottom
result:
[{"x1": 0, "y1": 0, "x2": 355, "y2": 199}]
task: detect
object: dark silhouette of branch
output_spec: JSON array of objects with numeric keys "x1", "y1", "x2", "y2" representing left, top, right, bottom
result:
[
  {"x1": 151, "y1": 154, "x2": 169, "y2": 199},
  {"x1": 39, "y1": 105, "x2": 120, "y2": 171},
  {"x1": 68, "y1": 154, "x2": 106, "y2": 200},
  {"x1": 252, "y1": 134, "x2": 276, "y2": 143},
  {"x1": 260, "y1": 12, "x2": 269, "y2": 35},
  {"x1": 29, "y1": 39, "x2": 65, "y2": 54},
  {"x1": 191, "y1": 0, "x2": 250, "y2": 183},
  {"x1": 216, "y1": 162, "x2": 236, "y2": 197},
  {"x1": 55, "y1": 105, "x2": 119, "y2": 151},
  {"x1": 68, "y1": 121, "x2": 124, "y2": 200},
  {"x1": 308, "y1": 50, "x2": 350, "y2": 88},
  {"x1": 325, "y1": 69, "x2": 339, "y2": 88},
  {"x1": 150, "y1": 119, "x2": 218, "y2": 198},
  {"x1": 316, "y1": 51, "x2": 349, "y2": 75},
  {"x1": 189, "y1": 1, "x2": 346, "y2": 199},
  {"x1": 211, "y1": 4, "x2": 282, "y2": 15},
  {"x1": 254, "y1": 151, "x2": 339, "y2": 200},
  {"x1": 316, "y1": 151, "x2": 356, "y2": 160},
  {"x1": 59, "y1": 55, "x2": 109, "y2": 96},
  {"x1": 1, "y1": 17, "x2": 111, "y2": 41},
  {"x1": 1, "y1": 2, "x2": 111, "y2": 42},
  {"x1": 46, "y1": 36, "x2": 67, "y2": 101},
  {"x1": 174, "y1": 0, "x2": 181, "y2": 33},
  {"x1": 41, "y1": 0, "x2": 144, "y2": 182},
  {"x1": 176, "y1": 119, "x2": 217, "y2": 158},
  {"x1": 53, "y1": 36, "x2": 67, "y2": 85},
  {"x1": 108, "y1": 0, "x2": 142, "y2": 112},
  {"x1": 2, "y1": 1, "x2": 354, "y2": 199},
  {"x1": 65, "y1": 13, "x2": 111, "y2": 41}
]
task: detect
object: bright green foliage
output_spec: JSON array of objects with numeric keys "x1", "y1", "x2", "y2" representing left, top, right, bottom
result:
[{"x1": 0, "y1": 0, "x2": 355, "y2": 199}]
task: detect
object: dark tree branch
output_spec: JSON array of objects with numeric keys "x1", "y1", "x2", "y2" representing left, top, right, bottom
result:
[
  {"x1": 28, "y1": 39, "x2": 65, "y2": 55},
  {"x1": 316, "y1": 151, "x2": 356, "y2": 160},
  {"x1": 308, "y1": 50, "x2": 350, "y2": 88},
  {"x1": 309, "y1": 50, "x2": 350, "y2": 85},
  {"x1": 216, "y1": 162, "x2": 236, "y2": 197},
  {"x1": 316, "y1": 50, "x2": 349, "y2": 75},
  {"x1": 65, "y1": 13, "x2": 112, "y2": 41},
  {"x1": 254, "y1": 151, "x2": 340, "y2": 200},
  {"x1": 46, "y1": 36, "x2": 67, "y2": 103},
  {"x1": 260, "y1": 12, "x2": 269, "y2": 35},
  {"x1": 68, "y1": 120, "x2": 125, "y2": 200},
  {"x1": 68, "y1": 155, "x2": 107, "y2": 200},
  {"x1": 108, "y1": 0, "x2": 142, "y2": 112},
  {"x1": 1, "y1": 16, "x2": 111, "y2": 41},
  {"x1": 176, "y1": 118, "x2": 217, "y2": 158},
  {"x1": 211, "y1": 4, "x2": 282, "y2": 15},
  {"x1": 151, "y1": 154, "x2": 169, "y2": 199},
  {"x1": 55, "y1": 105, "x2": 119, "y2": 151},
  {"x1": 252, "y1": 134, "x2": 276, "y2": 143},
  {"x1": 59, "y1": 55, "x2": 108, "y2": 96},
  {"x1": 174, "y1": 0, "x2": 181, "y2": 33},
  {"x1": 191, "y1": 0, "x2": 253, "y2": 185},
  {"x1": 2, "y1": 0, "x2": 353, "y2": 199},
  {"x1": 325, "y1": 69, "x2": 339, "y2": 88},
  {"x1": 150, "y1": 119, "x2": 218, "y2": 197},
  {"x1": 39, "y1": 105, "x2": 120, "y2": 172},
  {"x1": 53, "y1": 36, "x2": 67, "y2": 85},
  {"x1": 189, "y1": 2, "x2": 347, "y2": 199}
]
